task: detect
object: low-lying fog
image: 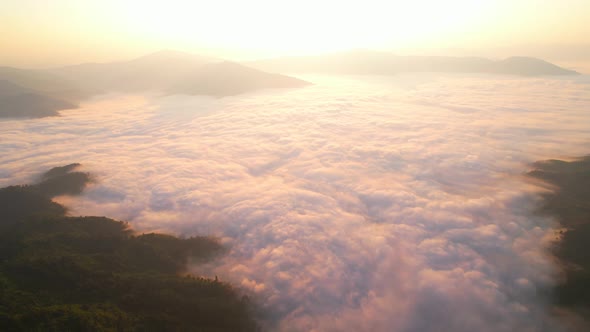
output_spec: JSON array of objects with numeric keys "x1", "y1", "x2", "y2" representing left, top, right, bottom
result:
[{"x1": 1, "y1": 73, "x2": 589, "y2": 331}]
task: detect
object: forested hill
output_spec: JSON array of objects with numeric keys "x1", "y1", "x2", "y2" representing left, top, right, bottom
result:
[
  {"x1": 0, "y1": 164, "x2": 257, "y2": 331},
  {"x1": 528, "y1": 156, "x2": 590, "y2": 327}
]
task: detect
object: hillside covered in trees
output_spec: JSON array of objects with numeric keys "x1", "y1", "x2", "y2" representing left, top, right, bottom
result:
[
  {"x1": 528, "y1": 156, "x2": 590, "y2": 325},
  {"x1": 0, "y1": 164, "x2": 257, "y2": 331}
]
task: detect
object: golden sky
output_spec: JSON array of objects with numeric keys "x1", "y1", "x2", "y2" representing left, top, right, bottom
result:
[{"x1": 1, "y1": 0, "x2": 589, "y2": 67}]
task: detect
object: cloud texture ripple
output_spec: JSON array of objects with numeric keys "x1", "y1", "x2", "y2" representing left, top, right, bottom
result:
[{"x1": 1, "y1": 74, "x2": 590, "y2": 331}]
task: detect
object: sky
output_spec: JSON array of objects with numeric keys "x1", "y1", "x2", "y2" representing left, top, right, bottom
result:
[
  {"x1": 1, "y1": 0, "x2": 589, "y2": 67},
  {"x1": 2, "y1": 1, "x2": 590, "y2": 330},
  {"x1": 1, "y1": 73, "x2": 589, "y2": 331}
]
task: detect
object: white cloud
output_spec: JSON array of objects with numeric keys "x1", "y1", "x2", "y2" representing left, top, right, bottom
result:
[{"x1": 1, "y1": 73, "x2": 589, "y2": 331}]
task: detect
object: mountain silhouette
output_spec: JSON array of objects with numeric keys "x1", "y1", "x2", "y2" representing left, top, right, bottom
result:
[
  {"x1": 248, "y1": 50, "x2": 579, "y2": 76},
  {"x1": 171, "y1": 61, "x2": 310, "y2": 96},
  {"x1": 0, "y1": 51, "x2": 310, "y2": 118},
  {"x1": 0, "y1": 67, "x2": 89, "y2": 102},
  {"x1": 490, "y1": 56, "x2": 577, "y2": 75},
  {"x1": 53, "y1": 50, "x2": 219, "y2": 93},
  {"x1": 0, "y1": 80, "x2": 76, "y2": 118},
  {"x1": 1, "y1": 50, "x2": 578, "y2": 119},
  {"x1": 52, "y1": 50, "x2": 310, "y2": 95}
]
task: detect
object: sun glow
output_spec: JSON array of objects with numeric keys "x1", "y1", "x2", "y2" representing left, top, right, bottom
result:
[
  {"x1": 1, "y1": 0, "x2": 589, "y2": 66},
  {"x1": 117, "y1": 0, "x2": 495, "y2": 56}
]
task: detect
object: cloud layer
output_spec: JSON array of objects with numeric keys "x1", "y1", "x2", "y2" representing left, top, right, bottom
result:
[{"x1": 1, "y1": 73, "x2": 590, "y2": 331}]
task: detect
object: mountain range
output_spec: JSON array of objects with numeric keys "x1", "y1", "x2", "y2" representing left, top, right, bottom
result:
[
  {"x1": 0, "y1": 50, "x2": 310, "y2": 118},
  {"x1": 0, "y1": 50, "x2": 579, "y2": 118},
  {"x1": 52, "y1": 50, "x2": 310, "y2": 96},
  {"x1": 248, "y1": 50, "x2": 579, "y2": 76}
]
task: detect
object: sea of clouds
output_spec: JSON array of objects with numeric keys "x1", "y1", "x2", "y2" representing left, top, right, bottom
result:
[{"x1": 1, "y1": 73, "x2": 590, "y2": 331}]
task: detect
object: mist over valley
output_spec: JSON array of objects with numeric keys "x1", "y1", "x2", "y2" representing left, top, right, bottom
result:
[{"x1": 1, "y1": 64, "x2": 589, "y2": 330}]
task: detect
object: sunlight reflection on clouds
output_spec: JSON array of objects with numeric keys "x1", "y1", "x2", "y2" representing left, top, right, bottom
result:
[{"x1": 1, "y1": 74, "x2": 589, "y2": 331}]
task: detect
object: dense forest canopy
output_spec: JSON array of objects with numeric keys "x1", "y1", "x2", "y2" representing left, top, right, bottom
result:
[
  {"x1": 0, "y1": 164, "x2": 257, "y2": 331},
  {"x1": 528, "y1": 156, "x2": 590, "y2": 323}
]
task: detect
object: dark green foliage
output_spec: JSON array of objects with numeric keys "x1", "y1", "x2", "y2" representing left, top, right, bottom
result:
[
  {"x1": 35, "y1": 171, "x2": 91, "y2": 197},
  {"x1": 0, "y1": 165, "x2": 257, "y2": 331},
  {"x1": 8, "y1": 304, "x2": 135, "y2": 332},
  {"x1": 41, "y1": 163, "x2": 81, "y2": 181},
  {"x1": 35, "y1": 163, "x2": 91, "y2": 197},
  {"x1": 528, "y1": 156, "x2": 590, "y2": 310},
  {"x1": 128, "y1": 233, "x2": 225, "y2": 273},
  {"x1": 0, "y1": 186, "x2": 66, "y2": 225},
  {"x1": 0, "y1": 164, "x2": 90, "y2": 228}
]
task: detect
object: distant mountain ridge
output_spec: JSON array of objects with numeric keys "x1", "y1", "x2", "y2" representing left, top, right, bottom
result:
[
  {"x1": 0, "y1": 80, "x2": 77, "y2": 118},
  {"x1": 171, "y1": 61, "x2": 313, "y2": 96},
  {"x1": 51, "y1": 50, "x2": 310, "y2": 95},
  {"x1": 0, "y1": 50, "x2": 579, "y2": 119},
  {"x1": 0, "y1": 50, "x2": 310, "y2": 118},
  {"x1": 248, "y1": 50, "x2": 579, "y2": 76},
  {"x1": 53, "y1": 50, "x2": 221, "y2": 93}
]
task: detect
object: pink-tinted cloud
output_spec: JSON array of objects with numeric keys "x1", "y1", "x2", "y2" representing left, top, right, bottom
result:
[{"x1": 1, "y1": 73, "x2": 589, "y2": 331}]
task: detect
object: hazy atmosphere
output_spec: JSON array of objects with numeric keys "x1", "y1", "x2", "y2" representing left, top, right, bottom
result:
[
  {"x1": 1, "y1": 0, "x2": 589, "y2": 70},
  {"x1": 1, "y1": 1, "x2": 590, "y2": 331}
]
